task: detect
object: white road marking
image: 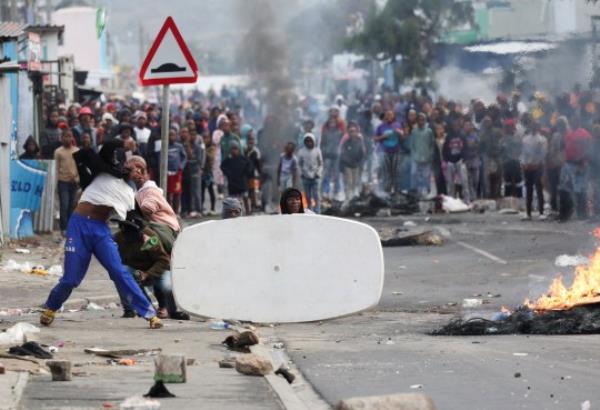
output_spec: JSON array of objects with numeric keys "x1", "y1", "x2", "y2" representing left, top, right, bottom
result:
[{"x1": 456, "y1": 241, "x2": 508, "y2": 265}]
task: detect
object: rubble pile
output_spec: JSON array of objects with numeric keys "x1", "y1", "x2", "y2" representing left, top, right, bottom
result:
[
  {"x1": 323, "y1": 192, "x2": 419, "y2": 217},
  {"x1": 432, "y1": 305, "x2": 600, "y2": 336}
]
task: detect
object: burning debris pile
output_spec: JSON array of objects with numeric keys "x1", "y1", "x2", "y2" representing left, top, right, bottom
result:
[
  {"x1": 434, "y1": 229, "x2": 600, "y2": 336},
  {"x1": 432, "y1": 306, "x2": 600, "y2": 336},
  {"x1": 322, "y1": 191, "x2": 419, "y2": 217}
]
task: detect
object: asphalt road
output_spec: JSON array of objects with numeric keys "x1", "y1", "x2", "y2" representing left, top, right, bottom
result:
[{"x1": 276, "y1": 213, "x2": 600, "y2": 409}]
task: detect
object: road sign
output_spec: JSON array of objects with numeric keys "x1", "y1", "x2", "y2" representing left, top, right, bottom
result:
[{"x1": 139, "y1": 16, "x2": 198, "y2": 86}]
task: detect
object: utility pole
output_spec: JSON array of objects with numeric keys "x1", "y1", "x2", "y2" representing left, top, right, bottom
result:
[{"x1": 46, "y1": 0, "x2": 52, "y2": 24}]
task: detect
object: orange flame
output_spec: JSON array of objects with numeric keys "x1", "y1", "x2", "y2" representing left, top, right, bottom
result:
[{"x1": 526, "y1": 229, "x2": 600, "y2": 311}]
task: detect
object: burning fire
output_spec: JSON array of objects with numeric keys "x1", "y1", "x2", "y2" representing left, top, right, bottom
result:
[{"x1": 525, "y1": 228, "x2": 600, "y2": 311}]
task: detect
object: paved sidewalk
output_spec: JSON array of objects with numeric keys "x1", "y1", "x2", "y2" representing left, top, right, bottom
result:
[{"x1": 2, "y1": 310, "x2": 284, "y2": 409}]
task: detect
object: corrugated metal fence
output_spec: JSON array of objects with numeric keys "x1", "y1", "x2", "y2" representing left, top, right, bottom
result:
[{"x1": 33, "y1": 160, "x2": 57, "y2": 233}]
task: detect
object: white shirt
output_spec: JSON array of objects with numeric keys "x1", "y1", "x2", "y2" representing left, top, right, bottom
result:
[
  {"x1": 134, "y1": 127, "x2": 151, "y2": 144},
  {"x1": 79, "y1": 173, "x2": 135, "y2": 220}
]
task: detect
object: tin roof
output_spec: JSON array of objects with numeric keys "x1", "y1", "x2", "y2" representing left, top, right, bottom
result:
[
  {"x1": 0, "y1": 21, "x2": 26, "y2": 40},
  {"x1": 27, "y1": 24, "x2": 65, "y2": 35}
]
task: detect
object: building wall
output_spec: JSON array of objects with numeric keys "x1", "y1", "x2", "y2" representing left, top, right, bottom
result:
[{"x1": 52, "y1": 6, "x2": 110, "y2": 86}]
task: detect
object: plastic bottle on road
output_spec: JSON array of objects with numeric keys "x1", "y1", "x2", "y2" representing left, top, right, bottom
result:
[{"x1": 208, "y1": 319, "x2": 230, "y2": 330}]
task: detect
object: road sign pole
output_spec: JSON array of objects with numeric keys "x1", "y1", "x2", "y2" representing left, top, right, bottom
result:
[{"x1": 159, "y1": 84, "x2": 170, "y2": 198}]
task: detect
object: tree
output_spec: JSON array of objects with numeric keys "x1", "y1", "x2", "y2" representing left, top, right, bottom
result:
[{"x1": 346, "y1": 0, "x2": 474, "y2": 83}]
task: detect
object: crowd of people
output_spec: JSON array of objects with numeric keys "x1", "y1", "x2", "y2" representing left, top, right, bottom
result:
[{"x1": 24, "y1": 83, "x2": 600, "y2": 224}]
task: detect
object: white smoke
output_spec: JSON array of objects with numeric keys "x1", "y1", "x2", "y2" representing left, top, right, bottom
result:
[{"x1": 434, "y1": 65, "x2": 500, "y2": 105}]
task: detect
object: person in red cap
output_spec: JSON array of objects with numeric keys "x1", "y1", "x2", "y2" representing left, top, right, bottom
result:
[{"x1": 73, "y1": 107, "x2": 98, "y2": 150}]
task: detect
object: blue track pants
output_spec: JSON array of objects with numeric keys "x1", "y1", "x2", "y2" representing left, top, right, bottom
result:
[{"x1": 45, "y1": 213, "x2": 156, "y2": 319}]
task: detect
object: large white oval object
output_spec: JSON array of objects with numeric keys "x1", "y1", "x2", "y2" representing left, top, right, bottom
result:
[{"x1": 172, "y1": 214, "x2": 384, "y2": 323}]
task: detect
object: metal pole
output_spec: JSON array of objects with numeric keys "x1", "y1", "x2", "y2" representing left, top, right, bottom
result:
[{"x1": 160, "y1": 84, "x2": 170, "y2": 198}]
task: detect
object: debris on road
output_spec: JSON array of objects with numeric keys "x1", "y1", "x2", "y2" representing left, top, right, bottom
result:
[
  {"x1": 8, "y1": 341, "x2": 52, "y2": 359},
  {"x1": 275, "y1": 366, "x2": 295, "y2": 384},
  {"x1": 471, "y1": 200, "x2": 497, "y2": 213},
  {"x1": 218, "y1": 358, "x2": 236, "y2": 369},
  {"x1": 0, "y1": 322, "x2": 40, "y2": 345},
  {"x1": 235, "y1": 354, "x2": 273, "y2": 376},
  {"x1": 403, "y1": 221, "x2": 417, "y2": 227},
  {"x1": 379, "y1": 228, "x2": 444, "y2": 247},
  {"x1": 581, "y1": 400, "x2": 591, "y2": 410},
  {"x1": 462, "y1": 298, "x2": 483, "y2": 308},
  {"x1": 120, "y1": 395, "x2": 160, "y2": 410},
  {"x1": 223, "y1": 330, "x2": 259, "y2": 352},
  {"x1": 410, "y1": 384, "x2": 424, "y2": 389},
  {"x1": 514, "y1": 372, "x2": 522, "y2": 378},
  {"x1": 433, "y1": 305, "x2": 600, "y2": 335},
  {"x1": 118, "y1": 358, "x2": 136, "y2": 366},
  {"x1": 85, "y1": 302, "x2": 105, "y2": 311},
  {"x1": 144, "y1": 380, "x2": 175, "y2": 398},
  {"x1": 14, "y1": 248, "x2": 31, "y2": 254},
  {"x1": 84, "y1": 347, "x2": 161, "y2": 359},
  {"x1": 323, "y1": 191, "x2": 419, "y2": 217},
  {"x1": 208, "y1": 319, "x2": 230, "y2": 330},
  {"x1": 555, "y1": 254, "x2": 589, "y2": 267},
  {"x1": 272, "y1": 342, "x2": 284, "y2": 349},
  {"x1": 335, "y1": 393, "x2": 437, "y2": 410},
  {"x1": 441, "y1": 195, "x2": 471, "y2": 213},
  {"x1": 513, "y1": 352, "x2": 528, "y2": 357},
  {"x1": 47, "y1": 360, "x2": 72, "y2": 381},
  {"x1": 154, "y1": 354, "x2": 187, "y2": 383}
]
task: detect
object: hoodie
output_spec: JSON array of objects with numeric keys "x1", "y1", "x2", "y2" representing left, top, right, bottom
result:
[
  {"x1": 136, "y1": 180, "x2": 181, "y2": 233},
  {"x1": 297, "y1": 134, "x2": 323, "y2": 179}
]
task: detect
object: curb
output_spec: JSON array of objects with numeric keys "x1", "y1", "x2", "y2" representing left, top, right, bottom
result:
[
  {"x1": 250, "y1": 342, "x2": 330, "y2": 410},
  {"x1": 13, "y1": 371, "x2": 29, "y2": 410}
]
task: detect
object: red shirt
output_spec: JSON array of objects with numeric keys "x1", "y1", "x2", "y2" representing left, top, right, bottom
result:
[{"x1": 565, "y1": 127, "x2": 591, "y2": 162}]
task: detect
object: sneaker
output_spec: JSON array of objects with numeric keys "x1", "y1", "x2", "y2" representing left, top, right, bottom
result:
[
  {"x1": 40, "y1": 309, "x2": 55, "y2": 326},
  {"x1": 169, "y1": 311, "x2": 190, "y2": 320},
  {"x1": 121, "y1": 310, "x2": 136, "y2": 318},
  {"x1": 149, "y1": 316, "x2": 163, "y2": 329},
  {"x1": 520, "y1": 214, "x2": 532, "y2": 221},
  {"x1": 538, "y1": 214, "x2": 548, "y2": 221},
  {"x1": 189, "y1": 211, "x2": 198, "y2": 218}
]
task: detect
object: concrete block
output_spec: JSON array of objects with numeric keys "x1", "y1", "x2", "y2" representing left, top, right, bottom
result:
[
  {"x1": 335, "y1": 393, "x2": 437, "y2": 410},
  {"x1": 154, "y1": 354, "x2": 186, "y2": 383},
  {"x1": 235, "y1": 354, "x2": 273, "y2": 376},
  {"x1": 46, "y1": 360, "x2": 72, "y2": 381}
]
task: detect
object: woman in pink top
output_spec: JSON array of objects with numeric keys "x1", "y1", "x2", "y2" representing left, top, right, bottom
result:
[{"x1": 126, "y1": 156, "x2": 181, "y2": 234}]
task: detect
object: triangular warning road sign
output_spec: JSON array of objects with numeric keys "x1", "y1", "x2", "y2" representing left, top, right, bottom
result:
[{"x1": 139, "y1": 16, "x2": 199, "y2": 86}]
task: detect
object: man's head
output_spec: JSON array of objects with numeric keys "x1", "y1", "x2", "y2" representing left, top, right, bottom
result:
[
  {"x1": 222, "y1": 197, "x2": 242, "y2": 219},
  {"x1": 126, "y1": 155, "x2": 149, "y2": 189},
  {"x1": 79, "y1": 107, "x2": 93, "y2": 126},
  {"x1": 417, "y1": 113, "x2": 427, "y2": 128},
  {"x1": 218, "y1": 116, "x2": 231, "y2": 133},
  {"x1": 135, "y1": 113, "x2": 147, "y2": 129},
  {"x1": 81, "y1": 132, "x2": 92, "y2": 149},
  {"x1": 119, "y1": 123, "x2": 133, "y2": 139},
  {"x1": 168, "y1": 128, "x2": 177, "y2": 144},
  {"x1": 383, "y1": 110, "x2": 395, "y2": 124},
  {"x1": 303, "y1": 119, "x2": 315, "y2": 133},
  {"x1": 284, "y1": 142, "x2": 295, "y2": 156},
  {"x1": 280, "y1": 188, "x2": 304, "y2": 214},
  {"x1": 247, "y1": 134, "x2": 256, "y2": 149},
  {"x1": 304, "y1": 133, "x2": 316, "y2": 149},
  {"x1": 348, "y1": 122, "x2": 360, "y2": 138},
  {"x1": 49, "y1": 111, "x2": 59, "y2": 125},
  {"x1": 61, "y1": 128, "x2": 73, "y2": 147},
  {"x1": 180, "y1": 127, "x2": 190, "y2": 143},
  {"x1": 230, "y1": 141, "x2": 241, "y2": 157}
]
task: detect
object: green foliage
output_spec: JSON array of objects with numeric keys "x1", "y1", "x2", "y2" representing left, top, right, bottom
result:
[{"x1": 346, "y1": 0, "x2": 474, "y2": 81}]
